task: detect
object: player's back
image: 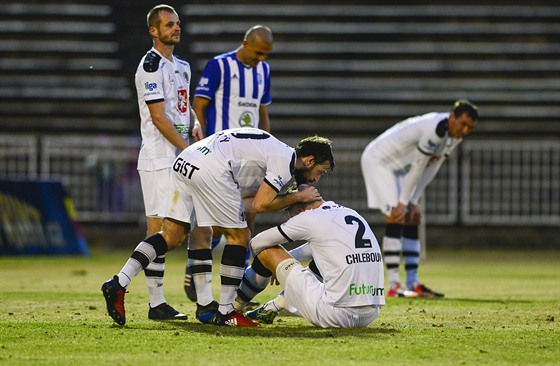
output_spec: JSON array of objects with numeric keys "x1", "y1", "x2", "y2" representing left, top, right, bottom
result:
[
  {"x1": 206, "y1": 128, "x2": 295, "y2": 196},
  {"x1": 293, "y1": 202, "x2": 385, "y2": 307}
]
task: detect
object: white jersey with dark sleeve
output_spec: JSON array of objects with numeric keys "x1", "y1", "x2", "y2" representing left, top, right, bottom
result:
[
  {"x1": 135, "y1": 47, "x2": 193, "y2": 171},
  {"x1": 363, "y1": 112, "x2": 462, "y2": 174},
  {"x1": 274, "y1": 201, "x2": 385, "y2": 307}
]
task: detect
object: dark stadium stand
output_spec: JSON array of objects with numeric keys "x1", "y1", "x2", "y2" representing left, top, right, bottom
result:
[
  {"x1": 0, "y1": 1, "x2": 558, "y2": 137},
  {"x1": 0, "y1": 2, "x2": 136, "y2": 133}
]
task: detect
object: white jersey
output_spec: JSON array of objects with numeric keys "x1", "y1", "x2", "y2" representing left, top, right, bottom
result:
[
  {"x1": 361, "y1": 112, "x2": 463, "y2": 210},
  {"x1": 197, "y1": 127, "x2": 296, "y2": 198},
  {"x1": 363, "y1": 112, "x2": 461, "y2": 174},
  {"x1": 275, "y1": 201, "x2": 385, "y2": 307},
  {"x1": 135, "y1": 47, "x2": 192, "y2": 171},
  {"x1": 194, "y1": 51, "x2": 272, "y2": 135},
  {"x1": 166, "y1": 128, "x2": 296, "y2": 227}
]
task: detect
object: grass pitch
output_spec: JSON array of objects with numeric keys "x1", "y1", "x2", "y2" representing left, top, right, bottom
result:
[{"x1": 0, "y1": 247, "x2": 558, "y2": 365}]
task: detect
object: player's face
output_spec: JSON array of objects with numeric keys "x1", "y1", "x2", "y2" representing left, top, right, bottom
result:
[
  {"x1": 240, "y1": 38, "x2": 272, "y2": 67},
  {"x1": 154, "y1": 11, "x2": 181, "y2": 46},
  {"x1": 294, "y1": 162, "x2": 331, "y2": 185},
  {"x1": 448, "y1": 112, "x2": 476, "y2": 138}
]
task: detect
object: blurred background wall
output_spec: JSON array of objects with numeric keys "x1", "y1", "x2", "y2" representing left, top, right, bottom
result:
[{"x1": 1, "y1": 0, "x2": 558, "y2": 249}]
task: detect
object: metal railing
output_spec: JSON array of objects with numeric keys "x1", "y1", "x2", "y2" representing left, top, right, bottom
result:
[{"x1": 1, "y1": 134, "x2": 558, "y2": 226}]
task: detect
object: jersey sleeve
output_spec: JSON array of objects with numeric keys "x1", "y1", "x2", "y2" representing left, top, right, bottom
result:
[
  {"x1": 417, "y1": 122, "x2": 445, "y2": 156},
  {"x1": 260, "y1": 62, "x2": 272, "y2": 105},
  {"x1": 137, "y1": 62, "x2": 164, "y2": 104},
  {"x1": 263, "y1": 151, "x2": 296, "y2": 193},
  {"x1": 250, "y1": 213, "x2": 313, "y2": 256},
  {"x1": 194, "y1": 58, "x2": 221, "y2": 99}
]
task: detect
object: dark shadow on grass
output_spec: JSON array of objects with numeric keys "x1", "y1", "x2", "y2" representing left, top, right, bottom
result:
[{"x1": 124, "y1": 321, "x2": 400, "y2": 338}]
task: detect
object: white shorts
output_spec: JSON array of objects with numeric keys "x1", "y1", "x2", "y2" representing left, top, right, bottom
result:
[
  {"x1": 138, "y1": 168, "x2": 171, "y2": 217},
  {"x1": 360, "y1": 154, "x2": 402, "y2": 216},
  {"x1": 282, "y1": 263, "x2": 380, "y2": 328},
  {"x1": 162, "y1": 148, "x2": 247, "y2": 228}
]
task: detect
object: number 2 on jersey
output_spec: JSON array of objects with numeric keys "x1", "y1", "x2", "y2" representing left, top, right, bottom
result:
[{"x1": 344, "y1": 215, "x2": 372, "y2": 248}]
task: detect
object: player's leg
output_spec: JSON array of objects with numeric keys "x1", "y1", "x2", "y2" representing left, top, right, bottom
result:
[
  {"x1": 186, "y1": 225, "x2": 219, "y2": 322},
  {"x1": 101, "y1": 218, "x2": 189, "y2": 325},
  {"x1": 138, "y1": 169, "x2": 187, "y2": 319},
  {"x1": 403, "y1": 205, "x2": 443, "y2": 298},
  {"x1": 235, "y1": 256, "x2": 272, "y2": 310}
]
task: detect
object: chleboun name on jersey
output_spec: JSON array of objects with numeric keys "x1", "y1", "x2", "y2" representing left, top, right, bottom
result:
[{"x1": 345, "y1": 251, "x2": 382, "y2": 265}]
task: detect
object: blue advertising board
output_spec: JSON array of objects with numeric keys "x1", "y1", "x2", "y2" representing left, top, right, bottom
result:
[{"x1": 0, "y1": 180, "x2": 89, "y2": 255}]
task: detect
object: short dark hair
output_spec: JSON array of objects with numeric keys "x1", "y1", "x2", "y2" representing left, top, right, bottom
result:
[
  {"x1": 295, "y1": 136, "x2": 335, "y2": 171},
  {"x1": 147, "y1": 4, "x2": 177, "y2": 29},
  {"x1": 452, "y1": 99, "x2": 479, "y2": 121}
]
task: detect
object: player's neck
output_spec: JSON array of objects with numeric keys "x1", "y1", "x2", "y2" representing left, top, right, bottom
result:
[{"x1": 154, "y1": 43, "x2": 175, "y2": 61}]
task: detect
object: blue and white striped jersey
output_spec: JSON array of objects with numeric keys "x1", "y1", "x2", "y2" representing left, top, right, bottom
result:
[{"x1": 194, "y1": 51, "x2": 271, "y2": 135}]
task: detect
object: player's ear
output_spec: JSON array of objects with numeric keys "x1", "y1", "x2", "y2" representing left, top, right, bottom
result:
[
  {"x1": 304, "y1": 156, "x2": 315, "y2": 168},
  {"x1": 149, "y1": 26, "x2": 158, "y2": 38}
]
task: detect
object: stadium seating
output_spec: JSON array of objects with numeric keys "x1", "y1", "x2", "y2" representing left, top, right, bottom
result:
[{"x1": 1, "y1": 2, "x2": 558, "y2": 137}]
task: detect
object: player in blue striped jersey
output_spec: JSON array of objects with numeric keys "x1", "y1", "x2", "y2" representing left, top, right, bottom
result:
[
  {"x1": 183, "y1": 26, "x2": 274, "y2": 303},
  {"x1": 193, "y1": 25, "x2": 272, "y2": 136}
]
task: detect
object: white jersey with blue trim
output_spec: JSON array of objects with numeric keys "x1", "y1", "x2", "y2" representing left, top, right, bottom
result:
[
  {"x1": 364, "y1": 112, "x2": 462, "y2": 174},
  {"x1": 276, "y1": 201, "x2": 385, "y2": 307},
  {"x1": 135, "y1": 47, "x2": 192, "y2": 171},
  {"x1": 194, "y1": 50, "x2": 271, "y2": 135}
]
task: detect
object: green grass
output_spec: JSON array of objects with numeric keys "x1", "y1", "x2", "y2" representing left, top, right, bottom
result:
[{"x1": 1, "y1": 247, "x2": 558, "y2": 365}]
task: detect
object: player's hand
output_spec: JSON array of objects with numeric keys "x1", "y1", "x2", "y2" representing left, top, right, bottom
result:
[
  {"x1": 298, "y1": 185, "x2": 322, "y2": 203},
  {"x1": 270, "y1": 276, "x2": 280, "y2": 286},
  {"x1": 405, "y1": 203, "x2": 422, "y2": 225},
  {"x1": 191, "y1": 121, "x2": 204, "y2": 142},
  {"x1": 387, "y1": 202, "x2": 406, "y2": 223}
]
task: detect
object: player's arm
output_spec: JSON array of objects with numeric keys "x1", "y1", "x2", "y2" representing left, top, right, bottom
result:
[
  {"x1": 258, "y1": 105, "x2": 271, "y2": 132},
  {"x1": 251, "y1": 182, "x2": 320, "y2": 214},
  {"x1": 409, "y1": 155, "x2": 446, "y2": 205},
  {"x1": 398, "y1": 149, "x2": 431, "y2": 206},
  {"x1": 250, "y1": 226, "x2": 289, "y2": 256},
  {"x1": 147, "y1": 101, "x2": 189, "y2": 150},
  {"x1": 193, "y1": 96, "x2": 210, "y2": 137},
  {"x1": 190, "y1": 107, "x2": 203, "y2": 141}
]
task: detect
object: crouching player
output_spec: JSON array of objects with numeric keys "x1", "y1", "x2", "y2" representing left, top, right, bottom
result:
[{"x1": 238, "y1": 185, "x2": 385, "y2": 328}]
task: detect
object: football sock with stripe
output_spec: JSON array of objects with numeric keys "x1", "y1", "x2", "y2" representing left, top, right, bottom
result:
[
  {"x1": 403, "y1": 225, "x2": 420, "y2": 290},
  {"x1": 382, "y1": 224, "x2": 403, "y2": 287},
  {"x1": 144, "y1": 255, "x2": 166, "y2": 307},
  {"x1": 117, "y1": 233, "x2": 168, "y2": 289},
  {"x1": 236, "y1": 256, "x2": 272, "y2": 308},
  {"x1": 219, "y1": 244, "x2": 247, "y2": 315},
  {"x1": 188, "y1": 248, "x2": 214, "y2": 306}
]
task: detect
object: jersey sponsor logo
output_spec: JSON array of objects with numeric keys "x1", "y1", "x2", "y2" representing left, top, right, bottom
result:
[
  {"x1": 173, "y1": 157, "x2": 200, "y2": 179},
  {"x1": 196, "y1": 145, "x2": 211, "y2": 155},
  {"x1": 198, "y1": 77, "x2": 209, "y2": 87},
  {"x1": 273, "y1": 175, "x2": 284, "y2": 188},
  {"x1": 177, "y1": 89, "x2": 188, "y2": 114},
  {"x1": 239, "y1": 112, "x2": 254, "y2": 127},
  {"x1": 238, "y1": 102, "x2": 257, "y2": 108},
  {"x1": 175, "y1": 124, "x2": 189, "y2": 135},
  {"x1": 144, "y1": 82, "x2": 157, "y2": 91},
  {"x1": 257, "y1": 73, "x2": 263, "y2": 85},
  {"x1": 422, "y1": 139, "x2": 437, "y2": 152},
  {"x1": 349, "y1": 283, "x2": 384, "y2": 296},
  {"x1": 345, "y1": 252, "x2": 382, "y2": 265}
]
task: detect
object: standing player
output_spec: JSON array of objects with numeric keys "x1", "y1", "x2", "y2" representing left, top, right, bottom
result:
[
  {"x1": 184, "y1": 25, "x2": 274, "y2": 302},
  {"x1": 240, "y1": 184, "x2": 385, "y2": 328},
  {"x1": 101, "y1": 128, "x2": 334, "y2": 326},
  {"x1": 132, "y1": 4, "x2": 203, "y2": 320},
  {"x1": 360, "y1": 100, "x2": 478, "y2": 298}
]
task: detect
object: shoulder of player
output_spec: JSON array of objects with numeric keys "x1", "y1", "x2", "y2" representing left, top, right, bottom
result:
[
  {"x1": 174, "y1": 54, "x2": 191, "y2": 67},
  {"x1": 142, "y1": 51, "x2": 162, "y2": 73}
]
